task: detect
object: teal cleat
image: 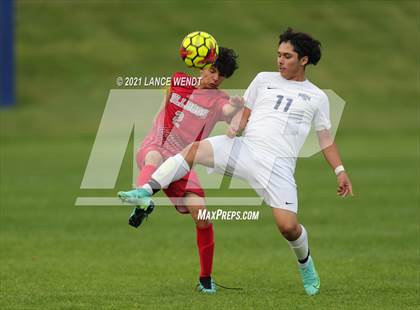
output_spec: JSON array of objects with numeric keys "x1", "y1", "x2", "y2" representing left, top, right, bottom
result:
[
  {"x1": 298, "y1": 256, "x2": 320, "y2": 296},
  {"x1": 196, "y1": 277, "x2": 216, "y2": 294},
  {"x1": 118, "y1": 188, "x2": 152, "y2": 208}
]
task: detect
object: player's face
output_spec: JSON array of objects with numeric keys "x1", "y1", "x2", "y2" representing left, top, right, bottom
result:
[
  {"x1": 199, "y1": 67, "x2": 225, "y2": 89},
  {"x1": 277, "y1": 42, "x2": 308, "y2": 81}
]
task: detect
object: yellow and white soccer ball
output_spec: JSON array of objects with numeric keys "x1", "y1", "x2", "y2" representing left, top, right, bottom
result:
[{"x1": 179, "y1": 31, "x2": 219, "y2": 69}]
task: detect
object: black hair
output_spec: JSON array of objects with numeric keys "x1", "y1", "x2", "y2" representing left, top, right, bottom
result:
[
  {"x1": 214, "y1": 47, "x2": 239, "y2": 78},
  {"x1": 279, "y1": 27, "x2": 321, "y2": 66}
]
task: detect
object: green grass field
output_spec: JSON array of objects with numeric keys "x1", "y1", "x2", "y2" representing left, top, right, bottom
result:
[{"x1": 1, "y1": 1, "x2": 419, "y2": 309}]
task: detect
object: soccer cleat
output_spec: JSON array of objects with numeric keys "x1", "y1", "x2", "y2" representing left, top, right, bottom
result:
[
  {"x1": 196, "y1": 276, "x2": 216, "y2": 294},
  {"x1": 298, "y1": 256, "x2": 320, "y2": 296},
  {"x1": 118, "y1": 188, "x2": 152, "y2": 208},
  {"x1": 128, "y1": 202, "x2": 155, "y2": 228}
]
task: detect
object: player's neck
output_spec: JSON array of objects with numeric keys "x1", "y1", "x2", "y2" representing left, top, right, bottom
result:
[
  {"x1": 292, "y1": 76, "x2": 306, "y2": 82},
  {"x1": 290, "y1": 71, "x2": 306, "y2": 82},
  {"x1": 281, "y1": 69, "x2": 306, "y2": 82}
]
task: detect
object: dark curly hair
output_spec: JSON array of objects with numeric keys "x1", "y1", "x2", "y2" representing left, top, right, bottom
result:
[
  {"x1": 214, "y1": 47, "x2": 239, "y2": 78},
  {"x1": 279, "y1": 27, "x2": 321, "y2": 66}
]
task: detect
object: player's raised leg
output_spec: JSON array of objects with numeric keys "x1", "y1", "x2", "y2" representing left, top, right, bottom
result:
[
  {"x1": 118, "y1": 140, "x2": 215, "y2": 206},
  {"x1": 184, "y1": 193, "x2": 216, "y2": 294},
  {"x1": 151, "y1": 140, "x2": 215, "y2": 189},
  {"x1": 136, "y1": 150, "x2": 162, "y2": 186},
  {"x1": 271, "y1": 208, "x2": 320, "y2": 296}
]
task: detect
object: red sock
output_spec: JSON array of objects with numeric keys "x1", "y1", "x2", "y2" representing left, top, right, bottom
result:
[
  {"x1": 136, "y1": 164, "x2": 157, "y2": 187},
  {"x1": 196, "y1": 224, "x2": 214, "y2": 277}
]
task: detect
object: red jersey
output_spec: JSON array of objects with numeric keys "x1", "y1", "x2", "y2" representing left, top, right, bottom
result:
[{"x1": 140, "y1": 72, "x2": 230, "y2": 158}]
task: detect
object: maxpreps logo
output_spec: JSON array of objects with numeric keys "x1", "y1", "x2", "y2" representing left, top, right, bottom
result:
[{"x1": 198, "y1": 209, "x2": 260, "y2": 221}]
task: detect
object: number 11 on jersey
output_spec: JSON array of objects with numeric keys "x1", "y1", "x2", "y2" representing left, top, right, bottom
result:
[{"x1": 274, "y1": 95, "x2": 293, "y2": 112}]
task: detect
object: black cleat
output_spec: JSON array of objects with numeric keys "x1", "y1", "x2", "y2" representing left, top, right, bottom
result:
[
  {"x1": 128, "y1": 201, "x2": 154, "y2": 228},
  {"x1": 197, "y1": 276, "x2": 216, "y2": 294}
]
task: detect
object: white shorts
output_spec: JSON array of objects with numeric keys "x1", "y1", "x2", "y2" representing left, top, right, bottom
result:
[{"x1": 206, "y1": 135, "x2": 298, "y2": 213}]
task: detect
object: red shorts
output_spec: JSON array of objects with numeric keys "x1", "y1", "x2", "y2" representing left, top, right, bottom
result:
[{"x1": 137, "y1": 144, "x2": 205, "y2": 214}]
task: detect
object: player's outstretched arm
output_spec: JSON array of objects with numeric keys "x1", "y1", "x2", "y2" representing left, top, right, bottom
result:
[
  {"x1": 317, "y1": 129, "x2": 353, "y2": 197},
  {"x1": 222, "y1": 95, "x2": 244, "y2": 118},
  {"x1": 226, "y1": 106, "x2": 251, "y2": 138}
]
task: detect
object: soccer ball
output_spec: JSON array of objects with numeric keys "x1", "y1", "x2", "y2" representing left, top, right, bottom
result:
[{"x1": 179, "y1": 31, "x2": 219, "y2": 69}]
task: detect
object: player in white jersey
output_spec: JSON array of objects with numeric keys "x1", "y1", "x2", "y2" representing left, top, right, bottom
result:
[{"x1": 119, "y1": 28, "x2": 353, "y2": 296}]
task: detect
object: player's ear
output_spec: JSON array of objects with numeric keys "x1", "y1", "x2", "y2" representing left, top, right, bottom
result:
[{"x1": 300, "y1": 56, "x2": 309, "y2": 67}]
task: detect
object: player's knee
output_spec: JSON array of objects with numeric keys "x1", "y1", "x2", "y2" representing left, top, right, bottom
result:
[
  {"x1": 190, "y1": 208, "x2": 210, "y2": 228},
  {"x1": 189, "y1": 206, "x2": 201, "y2": 219},
  {"x1": 278, "y1": 222, "x2": 300, "y2": 240},
  {"x1": 144, "y1": 151, "x2": 163, "y2": 166}
]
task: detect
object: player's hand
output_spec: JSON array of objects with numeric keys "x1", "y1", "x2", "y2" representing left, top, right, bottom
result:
[
  {"x1": 230, "y1": 96, "x2": 245, "y2": 108},
  {"x1": 336, "y1": 172, "x2": 353, "y2": 197},
  {"x1": 227, "y1": 125, "x2": 238, "y2": 138}
]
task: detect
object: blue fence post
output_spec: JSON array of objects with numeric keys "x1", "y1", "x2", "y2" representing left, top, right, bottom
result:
[{"x1": 0, "y1": 0, "x2": 15, "y2": 107}]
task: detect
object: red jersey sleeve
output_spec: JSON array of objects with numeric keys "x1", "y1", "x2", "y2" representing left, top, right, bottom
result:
[{"x1": 214, "y1": 91, "x2": 232, "y2": 123}]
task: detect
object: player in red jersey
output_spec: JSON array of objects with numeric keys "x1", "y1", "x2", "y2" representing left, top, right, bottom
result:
[{"x1": 124, "y1": 47, "x2": 241, "y2": 293}]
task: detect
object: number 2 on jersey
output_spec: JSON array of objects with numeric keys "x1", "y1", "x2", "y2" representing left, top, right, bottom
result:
[
  {"x1": 172, "y1": 111, "x2": 185, "y2": 128},
  {"x1": 274, "y1": 95, "x2": 293, "y2": 112}
]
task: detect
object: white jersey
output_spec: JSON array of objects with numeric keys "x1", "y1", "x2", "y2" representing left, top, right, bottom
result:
[{"x1": 243, "y1": 72, "x2": 331, "y2": 170}]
